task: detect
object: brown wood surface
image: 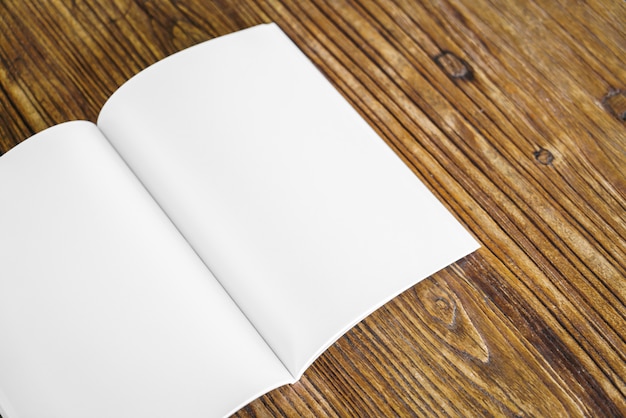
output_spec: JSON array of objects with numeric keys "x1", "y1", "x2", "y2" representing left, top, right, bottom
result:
[{"x1": 0, "y1": 0, "x2": 624, "y2": 416}]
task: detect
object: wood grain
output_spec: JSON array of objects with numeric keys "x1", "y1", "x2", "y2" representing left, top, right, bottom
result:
[{"x1": 0, "y1": 0, "x2": 624, "y2": 416}]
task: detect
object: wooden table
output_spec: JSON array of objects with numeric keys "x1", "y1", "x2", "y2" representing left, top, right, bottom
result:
[{"x1": 0, "y1": 1, "x2": 624, "y2": 416}]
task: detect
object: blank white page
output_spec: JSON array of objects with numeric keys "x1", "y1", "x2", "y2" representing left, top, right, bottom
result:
[
  {"x1": 0, "y1": 122, "x2": 291, "y2": 418},
  {"x1": 98, "y1": 24, "x2": 480, "y2": 377}
]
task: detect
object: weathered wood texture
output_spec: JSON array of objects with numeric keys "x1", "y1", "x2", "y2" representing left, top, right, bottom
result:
[{"x1": 0, "y1": 0, "x2": 624, "y2": 416}]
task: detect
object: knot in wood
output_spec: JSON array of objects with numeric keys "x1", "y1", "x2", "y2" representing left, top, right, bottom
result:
[
  {"x1": 601, "y1": 88, "x2": 626, "y2": 121},
  {"x1": 434, "y1": 51, "x2": 473, "y2": 80},
  {"x1": 533, "y1": 148, "x2": 554, "y2": 165}
]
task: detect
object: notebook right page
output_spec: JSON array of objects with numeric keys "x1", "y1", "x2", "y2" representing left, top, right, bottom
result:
[{"x1": 97, "y1": 23, "x2": 480, "y2": 378}]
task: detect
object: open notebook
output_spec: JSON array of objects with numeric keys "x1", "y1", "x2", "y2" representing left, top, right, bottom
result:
[{"x1": 0, "y1": 23, "x2": 479, "y2": 418}]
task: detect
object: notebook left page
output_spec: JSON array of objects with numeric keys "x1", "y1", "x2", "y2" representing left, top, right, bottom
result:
[{"x1": 0, "y1": 121, "x2": 292, "y2": 418}]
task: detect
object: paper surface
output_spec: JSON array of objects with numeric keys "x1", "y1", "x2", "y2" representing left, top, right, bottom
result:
[
  {"x1": 0, "y1": 122, "x2": 292, "y2": 418},
  {"x1": 99, "y1": 23, "x2": 480, "y2": 377}
]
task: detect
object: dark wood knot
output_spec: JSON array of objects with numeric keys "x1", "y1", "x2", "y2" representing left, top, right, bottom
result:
[
  {"x1": 533, "y1": 148, "x2": 554, "y2": 165},
  {"x1": 434, "y1": 51, "x2": 473, "y2": 80},
  {"x1": 601, "y1": 88, "x2": 626, "y2": 122}
]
